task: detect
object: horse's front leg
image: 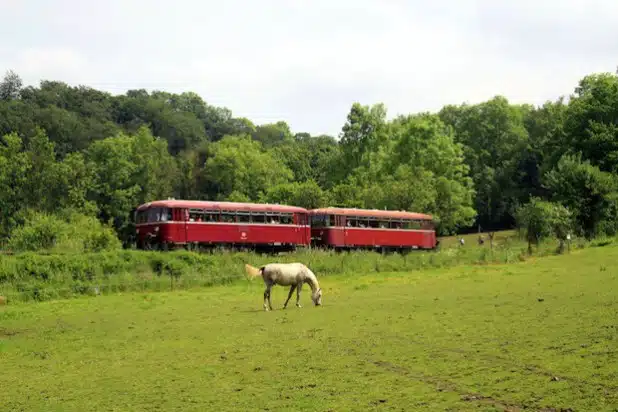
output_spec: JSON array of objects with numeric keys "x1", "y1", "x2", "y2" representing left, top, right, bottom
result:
[
  {"x1": 283, "y1": 284, "x2": 297, "y2": 309},
  {"x1": 296, "y1": 282, "x2": 302, "y2": 308},
  {"x1": 263, "y1": 283, "x2": 273, "y2": 311}
]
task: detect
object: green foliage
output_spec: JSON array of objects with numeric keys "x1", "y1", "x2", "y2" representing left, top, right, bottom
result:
[
  {"x1": 0, "y1": 70, "x2": 22, "y2": 100},
  {"x1": 543, "y1": 154, "x2": 618, "y2": 239},
  {"x1": 331, "y1": 113, "x2": 477, "y2": 234},
  {"x1": 7, "y1": 210, "x2": 121, "y2": 253},
  {"x1": 564, "y1": 72, "x2": 618, "y2": 173},
  {"x1": 1, "y1": 67, "x2": 618, "y2": 245},
  {"x1": 338, "y1": 102, "x2": 389, "y2": 178},
  {"x1": 263, "y1": 180, "x2": 328, "y2": 209},
  {"x1": 200, "y1": 135, "x2": 293, "y2": 201},
  {"x1": 515, "y1": 198, "x2": 573, "y2": 253},
  {"x1": 85, "y1": 126, "x2": 178, "y2": 239},
  {"x1": 440, "y1": 96, "x2": 530, "y2": 229}
]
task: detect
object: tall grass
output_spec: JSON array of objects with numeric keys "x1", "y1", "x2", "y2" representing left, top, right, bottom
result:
[{"x1": 0, "y1": 232, "x2": 596, "y2": 304}]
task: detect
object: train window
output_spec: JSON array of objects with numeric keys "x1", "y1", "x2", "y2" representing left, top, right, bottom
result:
[
  {"x1": 147, "y1": 208, "x2": 165, "y2": 222},
  {"x1": 160, "y1": 208, "x2": 172, "y2": 222},
  {"x1": 266, "y1": 214, "x2": 279, "y2": 224},
  {"x1": 237, "y1": 212, "x2": 251, "y2": 223},
  {"x1": 421, "y1": 220, "x2": 434, "y2": 230},
  {"x1": 311, "y1": 215, "x2": 328, "y2": 228},
  {"x1": 136, "y1": 210, "x2": 146, "y2": 224},
  {"x1": 251, "y1": 213, "x2": 266, "y2": 223},
  {"x1": 280, "y1": 213, "x2": 293, "y2": 225},
  {"x1": 188, "y1": 209, "x2": 203, "y2": 222},
  {"x1": 378, "y1": 220, "x2": 388, "y2": 228},
  {"x1": 389, "y1": 220, "x2": 403, "y2": 229},
  {"x1": 221, "y1": 212, "x2": 235, "y2": 223},
  {"x1": 347, "y1": 217, "x2": 358, "y2": 227},
  {"x1": 204, "y1": 210, "x2": 219, "y2": 222}
]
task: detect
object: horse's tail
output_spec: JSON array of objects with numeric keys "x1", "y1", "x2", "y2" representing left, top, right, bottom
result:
[{"x1": 245, "y1": 264, "x2": 263, "y2": 279}]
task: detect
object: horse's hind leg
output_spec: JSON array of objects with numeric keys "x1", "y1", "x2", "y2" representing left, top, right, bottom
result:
[
  {"x1": 263, "y1": 283, "x2": 273, "y2": 311},
  {"x1": 267, "y1": 284, "x2": 274, "y2": 311},
  {"x1": 283, "y1": 285, "x2": 297, "y2": 309}
]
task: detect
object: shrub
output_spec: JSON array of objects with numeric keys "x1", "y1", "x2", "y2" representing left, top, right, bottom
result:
[{"x1": 7, "y1": 209, "x2": 121, "y2": 253}]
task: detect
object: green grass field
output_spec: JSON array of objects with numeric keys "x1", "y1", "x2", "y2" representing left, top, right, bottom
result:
[{"x1": 1, "y1": 240, "x2": 617, "y2": 411}]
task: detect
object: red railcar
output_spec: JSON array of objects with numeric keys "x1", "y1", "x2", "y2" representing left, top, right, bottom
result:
[
  {"x1": 309, "y1": 207, "x2": 436, "y2": 251},
  {"x1": 134, "y1": 199, "x2": 311, "y2": 252}
]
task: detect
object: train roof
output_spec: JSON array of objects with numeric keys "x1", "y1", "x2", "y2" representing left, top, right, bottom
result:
[
  {"x1": 309, "y1": 207, "x2": 433, "y2": 220},
  {"x1": 136, "y1": 199, "x2": 308, "y2": 213}
]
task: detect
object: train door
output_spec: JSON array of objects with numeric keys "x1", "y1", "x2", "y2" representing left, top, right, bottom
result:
[
  {"x1": 175, "y1": 208, "x2": 188, "y2": 244},
  {"x1": 237, "y1": 211, "x2": 250, "y2": 244},
  {"x1": 299, "y1": 213, "x2": 310, "y2": 245},
  {"x1": 338, "y1": 215, "x2": 348, "y2": 247}
]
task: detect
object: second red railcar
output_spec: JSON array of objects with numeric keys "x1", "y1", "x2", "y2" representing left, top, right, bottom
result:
[{"x1": 309, "y1": 207, "x2": 436, "y2": 251}]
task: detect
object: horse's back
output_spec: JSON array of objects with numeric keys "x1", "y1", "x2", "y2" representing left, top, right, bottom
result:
[
  {"x1": 263, "y1": 262, "x2": 309, "y2": 285},
  {"x1": 263, "y1": 262, "x2": 307, "y2": 273}
]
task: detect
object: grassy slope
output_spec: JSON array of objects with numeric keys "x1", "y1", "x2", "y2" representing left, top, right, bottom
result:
[{"x1": 1, "y1": 241, "x2": 617, "y2": 411}]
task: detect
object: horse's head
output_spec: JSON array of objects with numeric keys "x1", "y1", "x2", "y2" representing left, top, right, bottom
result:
[{"x1": 312, "y1": 288, "x2": 322, "y2": 306}]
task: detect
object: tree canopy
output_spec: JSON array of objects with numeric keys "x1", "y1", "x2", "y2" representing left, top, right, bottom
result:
[{"x1": 2, "y1": 68, "x2": 618, "y2": 244}]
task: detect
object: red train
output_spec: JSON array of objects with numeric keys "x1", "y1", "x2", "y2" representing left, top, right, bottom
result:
[
  {"x1": 134, "y1": 199, "x2": 310, "y2": 252},
  {"x1": 309, "y1": 207, "x2": 436, "y2": 252},
  {"x1": 134, "y1": 199, "x2": 437, "y2": 252}
]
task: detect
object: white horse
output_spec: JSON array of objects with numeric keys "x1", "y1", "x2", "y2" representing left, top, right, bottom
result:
[{"x1": 245, "y1": 262, "x2": 322, "y2": 311}]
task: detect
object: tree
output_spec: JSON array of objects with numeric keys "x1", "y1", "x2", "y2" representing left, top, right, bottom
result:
[
  {"x1": 338, "y1": 103, "x2": 389, "y2": 179},
  {"x1": 515, "y1": 198, "x2": 573, "y2": 254},
  {"x1": 0, "y1": 70, "x2": 22, "y2": 100},
  {"x1": 0, "y1": 133, "x2": 30, "y2": 235},
  {"x1": 0, "y1": 129, "x2": 97, "y2": 237},
  {"x1": 252, "y1": 121, "x2": 294, "y2": 148},
  {"x1": 439, "y1": 96, "x2": 530, "y2": 230},
  {"x1": 564, "y1": 72, "x2": 618, "y2": 173},
  {"x1": 263, "y1": 180, "x2": 328, "y2": 209},
  {"x1": 543, "y1": 153, "x2": 618, "y2": 239},
  {"x1": 199, "y1": 135, "x2": 293, "y2": 201},
  {"x1": 357, "y1": 113, "x2": 477, "y2": 234},
  {"x1": 85, "y1": 127, "x2": 178, "y2": 244}
]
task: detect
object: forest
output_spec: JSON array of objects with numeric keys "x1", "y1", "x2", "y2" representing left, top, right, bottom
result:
[{"x1": 1, "y1": 68, "x2": 618, "y2": 250}]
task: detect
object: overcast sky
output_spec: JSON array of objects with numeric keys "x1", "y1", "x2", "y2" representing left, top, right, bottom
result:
[{"x1": 1, "y1": 0, "x2": 617, "y2": 137}]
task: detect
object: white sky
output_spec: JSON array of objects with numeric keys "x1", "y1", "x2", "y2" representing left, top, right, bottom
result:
[{"x1": 1, "y1": 0, "x2": 617, "y2": 137}]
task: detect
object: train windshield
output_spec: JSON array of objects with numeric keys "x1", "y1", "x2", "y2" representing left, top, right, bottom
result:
[
  {"x1": 136, "y1": 207, "x2": 172, "y2": 223},
  {"x1": 311, "y1": 214, "x2": 329, "y2": 227}
]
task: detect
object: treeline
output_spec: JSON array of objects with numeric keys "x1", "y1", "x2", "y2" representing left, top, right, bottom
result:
[{"x1": 1, "y1": 68, "x2": 618, "y2": 249}]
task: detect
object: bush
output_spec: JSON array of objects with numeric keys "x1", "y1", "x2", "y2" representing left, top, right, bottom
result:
[
  {"x1": 515, "y1": 198, "x2": 573, "y2": 254},
  {"x1": 7, "y1": 210, "x2": 121, "y2": 253}
]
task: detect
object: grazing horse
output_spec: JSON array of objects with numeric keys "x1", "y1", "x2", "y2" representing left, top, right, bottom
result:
[{"x1": 245, "y1": 263, "x2": 322, "y2": 311}]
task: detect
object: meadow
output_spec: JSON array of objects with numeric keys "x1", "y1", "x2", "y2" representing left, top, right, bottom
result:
[{"x1": 1, "y1": 233, "x2": 617, "y2": 411}]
